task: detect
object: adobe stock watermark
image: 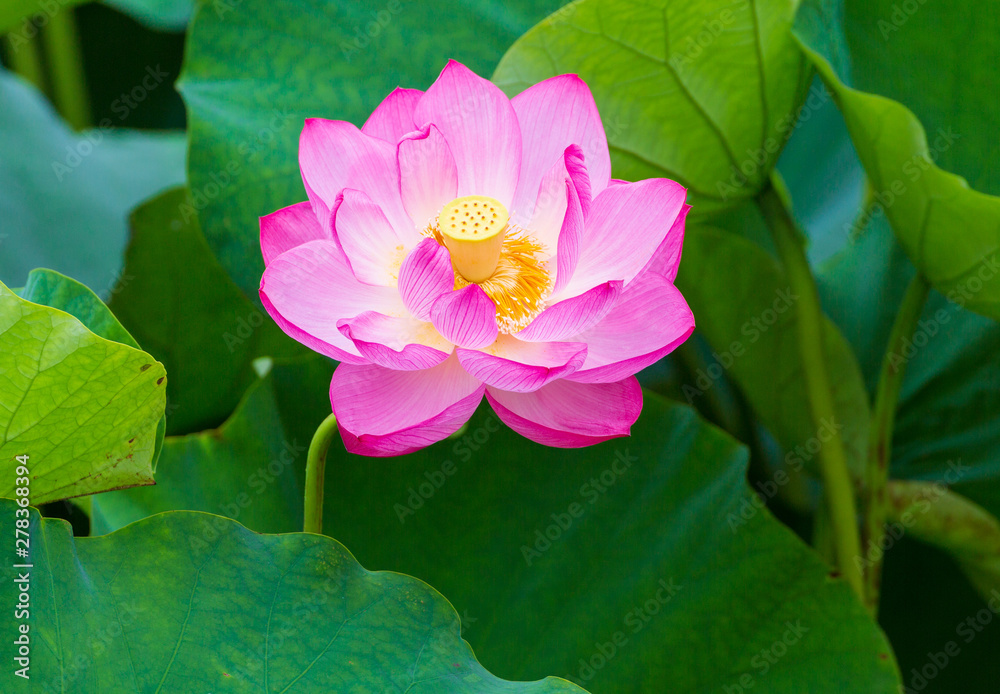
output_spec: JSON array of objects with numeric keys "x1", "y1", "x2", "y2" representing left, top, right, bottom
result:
[
  {"x1": 5, "y1": 0, "x2": 76, "y2": 55},
  {"x1": 727, "y1": 418, "x2": 842, "y2": 532},
  {"x1": 669, "y1": 0, "x2": 747, "y2": 74},
  {"x1": 340, "y1": 0, "x2": 404, "y2": 61},
  {"x1": 683, "y1": 287, "x2": 799, "y2": 404},
  {"x1": 395, "y1": 414, "x2": 501, "y2": 523},
  {"x1": 41, "y1": 600, "x2": 148, "y2": 691},
  {"x1": 393, "y1": 459, "x2": 458, "y2": 523},
  {"x1": 185, "y1": 437, "x2": 306, "y2": 552},
  {"x1": 878, "y1": 0, "x2": 930, "y2": 40},
  {"x1": 51, "y1": 65, "x2": 170, "y2": 182},
  {"x1": 521, "y1": 449, "x2": 637, "y2": 566},
  {"x1": 717, "y1": 82, "x2": 832, "y2": 200},
  {"x1": 542, "y1": 0, "x2": 578, "y2": 26},
  {"x1": 223, "y1": 307, "x2": 267, "y2": 352},
  {"x1": 723, "y1": 621, "x2": 809, "y2": 693},
  {"x1": 523, "y1": 115, "x2": 629, "y2": 228},
  {"x1": 854, "y1": 460, "x2": 968, "y2": 573},
  {"x1": 844, "y1": 127, "x2": 960, "y2": 242},
  {"x1": 179, "y1": 108, "x2": 295, "y2": 224},
  {"x1": 565, "y1": 577, "x2": 682, "y2": 686},
  {"x1": 884, "y1": 254, "x2": 999, "y2": 372},
  {"x1": 901, "y1": 590, "x2": 1000, "y2": 693}
]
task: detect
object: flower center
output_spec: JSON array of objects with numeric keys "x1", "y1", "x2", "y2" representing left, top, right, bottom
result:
[
  {"x1": 427, "y1": 195, "x2": 552, "y2": 334},
  {"x1": 439, "y1": 195, "x2": 508, "y2": 283}
]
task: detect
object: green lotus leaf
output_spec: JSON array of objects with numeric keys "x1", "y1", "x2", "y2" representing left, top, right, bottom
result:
[
  {"x1": 2, "y1": 500, "x2": 585, "y2": 693},
  {"x1": 494, "y1": 0, "x2": 811, "y2": 215},
  {"x1": 0, "y1": 278, "x2": 166, "y2": 503},
  {"x1": 794, "y1": 0, "x2": 1000, "y2": 321}
]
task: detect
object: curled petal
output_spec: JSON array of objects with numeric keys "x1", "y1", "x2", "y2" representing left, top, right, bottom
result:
[
  {"x1": 516, "y1": 280, "x2": 622, "y2": 342},
  {"x1": 486, "y1": 377, "x2": 642, "y2": 448},
  {"x1": 552, "y1": 161, "x2": 585, "y2": 296},
  {"x1": 643, "y1": 203, "x2": 690, "y2": 282},
  {"x1": 398, "y1": 124, "x2": 459, "y2": 229},
  {"x1": 517, "y1": 146, "x2": 588, "y2": 296},
  {"x1": 260, "y1": 201, "x2": 328, "y2": 266},
  {"x1": 361, "y1": 87, "x2": 422, "y2": 143},
  {"x1": 431, "y1": 284, "x2": 499, "y2": 349},
  {"x1": 511, "y1": 73, "x2": 611, "y2": 215},
  {"x1": 332, "y1": 188, "x2": 410, "y2": 286},
  {"x1": 259, "y1": 239, "x2": 403, "y2": 363},
  {"x1": 331, "y1": 354, "x2": 485, "y2": 457},
  {"x1": 398, "y1": 238, "x2": 455, "y2": 320},
  {"x1": 298, "y1": 118, "x2": 414, "y2": 240},
  {"x1": 457, "y1": 336, "x2": 587, "y2": 393},
  {"x1": 338, "y1": 311, "x2": 451, "y2": 371},
  {"x1": 558, "y1": 178, "x2": 687, "y2": 298},
  {"x1": 568, "y1": 272, "x2": 694, "y2": 383},
  {"x1": 414, "y1": 60, "x2": 521, "y2": 206},
  {"x1": 514, "y1": 144, "x2": 588, "y2": 242}
]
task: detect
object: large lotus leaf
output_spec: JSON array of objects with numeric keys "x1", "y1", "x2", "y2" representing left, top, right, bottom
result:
[
  {"x1": 493, "y1": 0, "x2": 811, "y2": 216},
  {"x1": 18, "y1": 268, "x2": 167, "y2": 471},
  {"x1": 178, "y1": 0, "x2": 567, "y2": 298},
  {"x1": 92, "y1": 360, "x2": 900, "y2": 692},
  {"x1": 107, "y1": 187, "x2": 305, "y2": 435},
  {"x1": 1, "y1": 500, "x2": 585, "y2": 693},
  {"x1": 0, "y1": 278, "x2": 166, "y2": 503},
  {"x1": 794, "y1": 0, "x2": 1000, "y2": 321}
]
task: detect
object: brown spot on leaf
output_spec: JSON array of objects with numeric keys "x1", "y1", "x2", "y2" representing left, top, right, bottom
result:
[
  {"x1": 156, "y1": 377, "x2": 164, "y2": 385},
  {"x1": 140, "y1": 364, "x2": 152, "y2": 371}
]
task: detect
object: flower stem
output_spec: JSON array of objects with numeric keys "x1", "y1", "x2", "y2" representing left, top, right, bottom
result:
[
  {"x1": 5, "y1": 34, "x2": 47, "y2": 95},
  {"x1": 303, "y1": 413, "x2": 339, "y2": 535},
  {"x1": 862, "y1": 271, "x2": 930, "y2": 611},
  {"x1": 759, "y1": 172, "x2": 865, "y2": 602},
  {"x1": 43, "y1": 9, "x2": 90, "y2": 130}
]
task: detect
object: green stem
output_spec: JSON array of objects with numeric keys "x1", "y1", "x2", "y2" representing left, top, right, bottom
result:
[
  {"x1": 43, "y1": 10, "x2": 90, "y2": 130},
  {"x1": 862, "y1": 272, "x2": 930, "y2": 611},
  {"x1": 760, "y1": 172, "x2": 865, "y2": 602},
  {"x1": 5, "y1": 34, "x2": 47, "y2": 94},
  {"x1": 303, "y1": 413, "x2": 339, "y2": 535},
  {"x1": 812, "y1": 497, "x2": 836, "y2": 565}
]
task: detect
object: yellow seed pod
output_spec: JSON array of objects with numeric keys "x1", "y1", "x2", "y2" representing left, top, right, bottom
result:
[{"x1": 439, "y1": 195, "x2": 508, "y2": 283}]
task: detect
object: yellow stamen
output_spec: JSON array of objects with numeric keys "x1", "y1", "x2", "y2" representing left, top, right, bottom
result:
[
  {"x1": 425, "y1": 196, "x2": 552, "y2": 334},
  {"x1": 439, "y1": 195, "x2": 508, "y2": 283}
]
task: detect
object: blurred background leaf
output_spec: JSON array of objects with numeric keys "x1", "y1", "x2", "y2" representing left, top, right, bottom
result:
[{"x1": 0, "y1": 68, "x2": 185, "y2": 294}]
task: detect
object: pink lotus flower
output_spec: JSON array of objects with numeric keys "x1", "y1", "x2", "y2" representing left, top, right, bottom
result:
[{"x1": 259, "y1": 60, "x2": 694, "y2": 456}]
